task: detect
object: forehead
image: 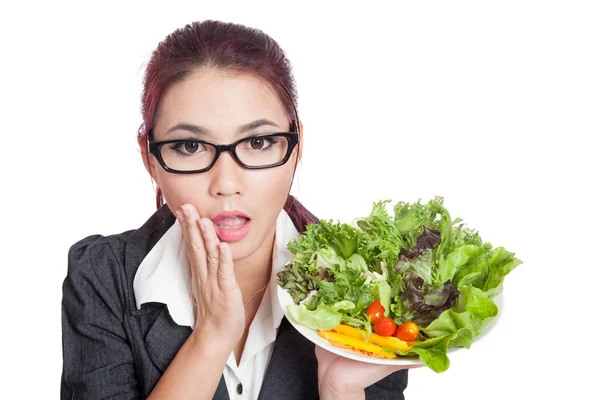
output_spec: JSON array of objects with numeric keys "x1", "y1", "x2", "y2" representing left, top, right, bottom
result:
[{"x1": 153, "y1": 68, "x2": 289, "y2": 140}]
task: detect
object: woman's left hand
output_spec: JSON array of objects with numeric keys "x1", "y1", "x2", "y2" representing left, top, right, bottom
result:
[{"x1": 315, "y1": 345, "x2": 422, "y2": 400}]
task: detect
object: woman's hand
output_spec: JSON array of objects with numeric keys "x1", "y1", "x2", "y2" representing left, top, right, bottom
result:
[
  {"x1": 176, "y1": 203, "x2": 245, "y2": 346},
  {"x1": 316, "y1": 345, "x2": 422, "y2": 400}
]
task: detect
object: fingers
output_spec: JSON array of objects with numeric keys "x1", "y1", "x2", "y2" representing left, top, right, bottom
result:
[
  {"x1": 176, "y1": 203, "x2": 238, "y2": 295},
  {"x1": 217, "y1": 242, "x2": 237, "y2": 291},
  {"x1": 196, "y1": 216, "x2": 237, "y2": 291},
  {"x1": 177, "y1": 204, "x2": 208, "y2": 282},
  {"x1": 197, "y1": 217, "x2": 221, "y2": 281},
  {"x1": 316, "y1": 345, "x2": 423, "y2": 395}
]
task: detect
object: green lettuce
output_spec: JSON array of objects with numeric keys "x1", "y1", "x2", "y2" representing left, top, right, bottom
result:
[{"x1": 287, "y1": 303, "x2": 342, "y2": 330}]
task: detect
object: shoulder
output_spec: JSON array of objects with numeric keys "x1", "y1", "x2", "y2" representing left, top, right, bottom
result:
[
  {"x1": 68, "y1": 232, "x2": 125, "y2": 262},
  {"x1": 63, "y1": 230, "x2": 136, "y2": 315},
  {"x1": 66, "y1": 230, "x2": 135, "y2": 279},
  {"x1": 64, "y1": 205, "x2": 176, "y2": 314}
]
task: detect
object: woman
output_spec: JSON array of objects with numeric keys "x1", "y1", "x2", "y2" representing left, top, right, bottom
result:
[{"x1": 61, "y1": 20, "x2": 415, "y2": 399}]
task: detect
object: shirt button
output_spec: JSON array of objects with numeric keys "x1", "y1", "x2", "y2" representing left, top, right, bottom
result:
[{"x1": 237, "y1": 383, "x2": 243, "y2": 395}]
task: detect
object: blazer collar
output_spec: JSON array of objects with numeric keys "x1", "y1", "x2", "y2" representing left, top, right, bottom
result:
[{"x1": 123, "y1": 203, "x2": 176, "y2": 317}]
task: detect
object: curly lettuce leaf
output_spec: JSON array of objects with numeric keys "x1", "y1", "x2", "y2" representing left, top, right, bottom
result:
[
  {"x1": 315, "y1": 247, "x2": 344, "y2": 272},
  {"x1": 319, "y1": 220, "x2": 361, "y2": 260},
  {"x1": 425, "y1": 196, "x2": 454, "y2": 258},
  {"x1": 356, "y1": 200, "x2": 404, "y2": 270},
  {"x1": 305, "y1": 267, "x2": 376, "y2": 319},
  {"x1": 393, "y1": 196, "x2": 452, "y2": 254},
  {"x1": 481, "y1": 247, "x2": 523, "y2": 292},
  {"x1": 394, "y1": 199, "x2": 431, "y2": 235},
  {"x1": 279, "y1": 220, "x2": 362, "y2": 303},
  {"x1": 287, "y1": 220, "x2": 360, "y2": 270}
]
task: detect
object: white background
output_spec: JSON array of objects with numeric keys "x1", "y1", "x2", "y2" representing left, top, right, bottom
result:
[{"x1": 1, "y1": 0, "x2": 598, "y2": 398}]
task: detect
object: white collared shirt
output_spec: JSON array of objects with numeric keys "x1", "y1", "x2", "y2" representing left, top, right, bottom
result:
[{"x1": 133, "y1": 209, "x2": 300, "y2": 399}]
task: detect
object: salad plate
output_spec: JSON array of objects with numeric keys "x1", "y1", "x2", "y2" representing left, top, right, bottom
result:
[{"x1": 276, "y1": 196, "x2": 518, "y2": 371}]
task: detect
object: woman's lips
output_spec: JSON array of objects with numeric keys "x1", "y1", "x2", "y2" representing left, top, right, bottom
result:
[{"x1": 212, "y1": 216, "x2": 251, "y2": 242}]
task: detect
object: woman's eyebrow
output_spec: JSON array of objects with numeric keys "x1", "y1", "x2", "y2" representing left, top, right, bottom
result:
[
  {"x1": 166, "y1": 119, "x2": 280, "y2": 137},
  {"x1": 239, "y1": 119, "x2": 280, "y2": 134},
  {"x1": 166, "y1": 122, "x2": 208, "y2": 137}
]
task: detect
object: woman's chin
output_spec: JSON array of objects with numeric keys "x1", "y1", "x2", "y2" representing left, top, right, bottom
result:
[{"x1": 228, "y1": 237, "x2": 254, "y2": 262}]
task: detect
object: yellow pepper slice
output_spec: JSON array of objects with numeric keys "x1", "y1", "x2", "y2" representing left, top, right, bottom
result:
[
  {"x1": 332, "y1": 324, "x2": 412, "y2": 352},
  {"x1": 318, "y1": 330, "x2": 397, "y2": 359}
]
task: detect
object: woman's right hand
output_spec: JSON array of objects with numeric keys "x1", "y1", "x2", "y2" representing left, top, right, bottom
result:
[{"x1": 176, "y1": 203, "x2": 245, "y2": 347}]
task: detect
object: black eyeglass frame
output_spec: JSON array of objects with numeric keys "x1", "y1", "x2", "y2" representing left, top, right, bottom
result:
[{"x1": 148, "y1": 130, "x2": 299, "y2": 174}]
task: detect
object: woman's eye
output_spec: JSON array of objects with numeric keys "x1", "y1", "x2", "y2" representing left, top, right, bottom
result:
[
  {"x1": 250, "y1": 138, "x2": 265, "y2": 149},
  {"x1": 246, "y1": 137, "x2": 277, "y2": 150},
  {"x1": 168, "y1": 141, "x2": 206, "y2": 156},
  {"x1": 184, "y1": 142, "x2": 201, "y2": 153},
  {"x1": 171, "y1": 142, "x2": 204, "y2": 153}
]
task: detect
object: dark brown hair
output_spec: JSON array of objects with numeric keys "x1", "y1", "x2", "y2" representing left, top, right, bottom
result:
[{"x1": 137, "y1": 20, "x2": 302, "y2": 209}]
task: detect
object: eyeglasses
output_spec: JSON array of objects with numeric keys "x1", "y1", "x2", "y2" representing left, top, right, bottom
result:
[{"x1": 148, "y1": 132, "x2": 299, "y2": 174}]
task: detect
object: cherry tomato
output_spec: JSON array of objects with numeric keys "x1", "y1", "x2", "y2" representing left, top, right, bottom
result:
[
  {"x1": 366, "y1": 300, "x2": 385, "y2": 324},
  {"x1": 373, "y1": 317, "x2": 396, "y2": 336},
  {"x1": 394, "y1": 321, "x2": 420, "y2": 342}
]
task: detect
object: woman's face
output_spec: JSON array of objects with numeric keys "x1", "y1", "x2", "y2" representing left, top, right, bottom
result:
[{"x1": 141, "y1": 68, "x2": 299, "y2": 261}]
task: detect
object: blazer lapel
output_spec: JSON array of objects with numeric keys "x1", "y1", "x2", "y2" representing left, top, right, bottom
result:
[
  {"x1": 143, "y1": 304, "x2": 231, "y2": 399},
  {"x1": 144, "y1": 305, "x2": 192, "y2": 372},
  {"x1": 258, "y1": 317, "x2": 319, "y2": 400}
]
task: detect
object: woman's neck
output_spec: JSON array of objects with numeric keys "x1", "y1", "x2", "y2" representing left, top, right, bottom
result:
[{"x1": 233, "y1": 228, "x2": 276, "y2": 297}]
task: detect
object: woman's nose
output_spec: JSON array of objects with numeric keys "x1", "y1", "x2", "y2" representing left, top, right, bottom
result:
[{"x1": 207, "y1": 151, "x2": 244, "y2": 197}]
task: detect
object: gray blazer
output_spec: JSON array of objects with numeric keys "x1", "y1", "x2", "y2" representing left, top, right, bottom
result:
[{"x1": 61, "y1": 200, "x2": 408, "y2": 399}]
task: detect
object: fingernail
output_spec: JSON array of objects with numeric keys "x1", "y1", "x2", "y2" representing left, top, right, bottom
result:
[
  {"x1": 175, "y1": 210, "x2": 183, "y2": 220},
  {"x1": 199, "y1": 220, "x2": 206, "y2": 232}
]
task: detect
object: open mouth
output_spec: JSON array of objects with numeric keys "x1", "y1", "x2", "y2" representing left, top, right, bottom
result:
[
  {"x1": 212, "y1": 214, "x2": 252, "y2": 242},
  {"x1": 214, "y1": 216, "x2": 249, "y2": 230}
]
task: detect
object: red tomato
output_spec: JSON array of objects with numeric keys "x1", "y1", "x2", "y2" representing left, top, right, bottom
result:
[
  {"x1": 366, "y1": 300, "x2": 385, "y2": 324},
  {"x1": 373, "y1": 317, "x2": 396, "y2": 336},
  {"x1": 394, "y1": 321, "x2": 420, "y2": 342}
]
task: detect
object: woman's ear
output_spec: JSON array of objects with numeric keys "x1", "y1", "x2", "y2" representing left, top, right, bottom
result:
[{"x1": 137, "y1": 135, "x2": 158, "y2": 184}]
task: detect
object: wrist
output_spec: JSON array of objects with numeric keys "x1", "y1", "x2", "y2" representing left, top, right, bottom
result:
[
  {"x1": 318, "y1": 383, "x2": 365, "y2": 400},
  {"x1": 189, "y1": 323, "x2": 235, "y2": 359}
]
